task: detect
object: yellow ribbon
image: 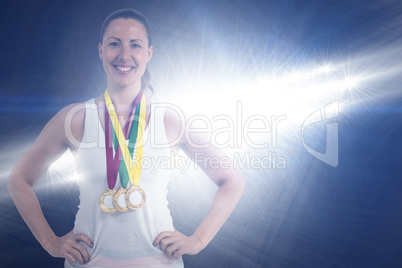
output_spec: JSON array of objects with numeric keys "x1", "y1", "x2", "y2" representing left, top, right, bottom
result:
[{"x1": 104, "y1": 89, "x2": 146, "y2": 186}]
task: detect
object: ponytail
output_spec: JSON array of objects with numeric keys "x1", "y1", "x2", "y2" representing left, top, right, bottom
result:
[{"x1": 141, "y1": 68, "x2": 154, "y2": 93}]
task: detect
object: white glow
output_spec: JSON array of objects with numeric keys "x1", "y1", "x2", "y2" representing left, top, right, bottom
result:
[
  {"x1": 289, "y1": 71, "x2": 304, "y2": 81},
  {"x1": 70, "y1": 173, "x2": 81, "y2": 182},
  {"x1": 48, "y1": 150, "x2": 78, "y2": 184},
  {"x1": 343, "y1": 77, "x2": 358, "y2": 89},
  {"x1": 50, "y1": 150, "x2": 75, "y2": 171},
  {"x1": 318, "y1": 65, "x2": 333, "y2": 74}
]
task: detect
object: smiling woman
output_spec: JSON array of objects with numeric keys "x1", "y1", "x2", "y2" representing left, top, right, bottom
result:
[
  {"x1": 99, "y1": 18, "x2": 153, "y2": 92},
  {"x1": 7, "y1": 8, "x2": 244, "y2": 268}
]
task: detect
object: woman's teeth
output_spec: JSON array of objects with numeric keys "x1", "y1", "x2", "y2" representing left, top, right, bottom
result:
[{"x1": 115, "y1": 66, "x2": 133, "y2": 72}]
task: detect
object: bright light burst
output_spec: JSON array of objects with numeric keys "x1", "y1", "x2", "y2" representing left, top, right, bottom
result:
[
  {"x1": 47, "y1": 149, "x2": 80, "y2": 187},
  {"x1": 49, "y1": 150, "x2": 75, "y2": 172},
  {"x1": 318, "y1": 65, "x2": 332, "y2": 74},
  {"x1": 343, "y1": 76, "x2": 359, "y2": 89},
  {"x1": 159, "y1": 55, "x2": 372, "y2": 146}
]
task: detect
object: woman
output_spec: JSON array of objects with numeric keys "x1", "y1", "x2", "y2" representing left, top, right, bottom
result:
[{"x1": 7, "y1": 8, "x2": 244, "y2": 267}]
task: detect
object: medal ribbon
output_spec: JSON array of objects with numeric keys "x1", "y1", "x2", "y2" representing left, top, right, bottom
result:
[
  {"x1": 104, "y1": 89, "x2": 146, "y2": 189},
  {"x1": 111, "y1": 100, "x2": 140, "y2": 188},
  {"x1": 104, "y1": 91, "x2": 142, "y2": 189}
]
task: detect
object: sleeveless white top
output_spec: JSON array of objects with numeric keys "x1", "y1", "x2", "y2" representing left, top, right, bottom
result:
[{"x1": 65, "y1": 99, "x2": 184, "y2": 268}]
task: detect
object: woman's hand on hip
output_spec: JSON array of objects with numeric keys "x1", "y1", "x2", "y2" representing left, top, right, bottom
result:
[
  {"x1": 153, "y1": 230, "x2": 205, "y2": 259},
  {"x1": 43, "y1": 231, "x2": 93, "y2": 264}
]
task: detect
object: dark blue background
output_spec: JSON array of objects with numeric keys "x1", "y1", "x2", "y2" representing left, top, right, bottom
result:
[{"x1": 1, "y1": 0, "x2": 401, "y2": 267}]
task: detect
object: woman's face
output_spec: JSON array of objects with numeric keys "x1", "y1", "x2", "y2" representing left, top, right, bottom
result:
[{"x1": 98, "y1": 18, "x2": 153, "y2": 90}]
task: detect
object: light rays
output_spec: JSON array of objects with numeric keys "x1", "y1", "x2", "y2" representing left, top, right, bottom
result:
[
  {"x1": 148, "y1": 6, "x2": 402, "y2": 251},
  {"x1": 33, "y1": 149, "x2": 80, "y2": 197}
]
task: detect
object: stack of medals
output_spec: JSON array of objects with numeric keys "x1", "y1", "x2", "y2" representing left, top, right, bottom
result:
[{"x1": 99, "y1": 89, "x2": 147, "y2": 213}]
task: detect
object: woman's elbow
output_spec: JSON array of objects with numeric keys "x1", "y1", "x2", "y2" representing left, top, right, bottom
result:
[
  {"x1": 7, "y1": 175, "x2": 18, "y2": 197},
  {"x1": 7, "y1": 171, "x2": 29, "y2": 197},
  {"x1": 226, "y1": 170, "x2": 245, "y2": 198}
]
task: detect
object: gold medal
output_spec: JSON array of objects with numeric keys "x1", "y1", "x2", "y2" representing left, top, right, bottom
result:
[
  {"x1": 113, "y1": 187, "x2": 129, "y2": 212},
  {"x1": 125, "y1": 185, "x2": 146, "y2": 210},
  {"x1": 99, "y1": 189, "x2": 117, "y2": 213}
]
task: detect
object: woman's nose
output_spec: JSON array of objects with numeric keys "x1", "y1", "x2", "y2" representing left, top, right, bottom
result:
[{"x1": 119, "y1": 45, "x2": 131, "y2": 61}]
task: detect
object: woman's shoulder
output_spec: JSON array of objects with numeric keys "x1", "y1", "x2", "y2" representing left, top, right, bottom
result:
[
  {"x1": 162, "y1": 102, "x2": 186, "y2": 148},
  {"x1": 55, "y1": 102, "x2": 88, "y2": 127},
  {"x1": 163, "y1": 102, "x2": 184, "y2": 129},
  {"x1": 58, "y1": 96, "x2": 100, "y2": 123},
  {"x1": 50, "y1": 101, "x2": 90, "y2": 150}
]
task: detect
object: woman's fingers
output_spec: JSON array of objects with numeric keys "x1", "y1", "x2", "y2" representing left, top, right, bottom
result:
[
  {"x1": 154, "y1": 230, "x2": 206, "y2": 259},
  {"x1": 160, "y1": 237, "x2": 174, "y2": 252},
  {"x1": 71, "y1": 240, "x2": 90, "y2": 263},
  {"x1": 159, "y1": 234, "x2": 183, "y2": 252},
  {"x1": 156, "y1": 232, "x2": 185, "y2": 257},
  {"x1": 165, "y1": 242, "x2": 181, "y2": 258},
  {"x1": 67, "y1": 246, "x2": 85, "y2": 264},
  {"x1": 74, "y1": 233, "x2": 93, "y2": 249},
  {"x1": 45, "y1": 231, "x2": 92, "y2": 264},
  {"x1": 171, "y1": 248, "x2": 183, "y2": 259},
  {"x1": 153, "y1": 231, "x2": 173, "y2": 247},
  {"x1": 63, "y1": 251, "x2": 78, "y2": 263}
]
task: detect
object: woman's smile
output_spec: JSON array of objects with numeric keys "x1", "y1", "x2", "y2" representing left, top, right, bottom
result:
[{"x1": 113, "y1": 64, "x2": 135, "y2": 73}]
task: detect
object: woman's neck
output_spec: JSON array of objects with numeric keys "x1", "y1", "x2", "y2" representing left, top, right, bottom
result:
[
  {"x1": 107, "y1": 83, "x2": 141, "y2": 107},
  {"x1": 106, "y1": 82, "x2": 142, "y2": 118}
]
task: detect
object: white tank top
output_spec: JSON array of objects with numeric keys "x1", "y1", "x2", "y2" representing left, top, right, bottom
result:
[{"x1": 65, "y1": 99, "x2": 184, "y2": 268}]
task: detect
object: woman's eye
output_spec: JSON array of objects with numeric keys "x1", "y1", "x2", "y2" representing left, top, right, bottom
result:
[
  {"x1": 131, "y1": 43, "x2": 141, "y2": 49},
  {"x1": 109, "y1": 42, "x2": 119, "y2": 47}
]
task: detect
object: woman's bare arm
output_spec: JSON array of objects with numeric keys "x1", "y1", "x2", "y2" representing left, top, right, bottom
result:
[
  {"x1": 7, "y1": 103, "x2": 92, "y2": 264},
  {"x1": 154, "y1": 108, "x2": 245, "y2": 259}
]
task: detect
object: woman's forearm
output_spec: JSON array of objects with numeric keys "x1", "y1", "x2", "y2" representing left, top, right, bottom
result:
[
  {"x1": 7, "y1": 177, "x2": 56, "y2": 249},
  {"x1": 192, "y1": 172, "x2": 245, "y2": 246},
  {"x1": 8, "y1": 174, "x2": 93, "y2": 264}
]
